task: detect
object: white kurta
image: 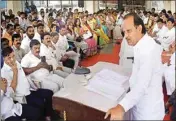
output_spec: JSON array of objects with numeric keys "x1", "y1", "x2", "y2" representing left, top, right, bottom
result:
[
  {"x1": 1, "y1": 87, "x2": 22, "y2": 120},
  {"x1": 155, "y1": 25, "x2": 168, "y2": 42},
  {"x1": 33, "y1": 32, "x2": 42, "y2": 43},
  {"x1": 119, "y1": 37, "x2": 134, "y2": 71},
  {"x1": 21, "y1": 36, "x2": 33, "y2": 54},
  {"x1": 160, "y1": 27, "x2": 175, "y2": 51},
  {"x1": 164, "y1": 52, "x2": 175, "y2": 95},
  {"x1": 119, "y1": 34, "x2": 165, "y2": 120}
]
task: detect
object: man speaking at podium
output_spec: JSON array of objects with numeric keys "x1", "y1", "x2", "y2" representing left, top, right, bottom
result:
[{"x1": 105, "y1": 13, "x2": 165, "y2": 120}]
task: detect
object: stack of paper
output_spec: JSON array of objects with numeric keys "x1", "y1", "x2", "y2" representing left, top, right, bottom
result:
[{"x1": 86, "y1": 69, "x2": 128, "y2": 101}]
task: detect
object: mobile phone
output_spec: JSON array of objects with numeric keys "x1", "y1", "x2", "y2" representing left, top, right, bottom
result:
[{"x1": 41, "y1": 56, "x2": 46, "y2": 63}]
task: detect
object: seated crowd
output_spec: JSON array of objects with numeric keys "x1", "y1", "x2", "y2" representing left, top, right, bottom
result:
[{"x1": 1, "y1": 6, "x2": 176, "y2": 121}]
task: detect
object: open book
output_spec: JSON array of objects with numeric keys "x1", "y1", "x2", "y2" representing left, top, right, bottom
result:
[{"x1": 86, "y1": 69, "x2": 129, "y2": 101}]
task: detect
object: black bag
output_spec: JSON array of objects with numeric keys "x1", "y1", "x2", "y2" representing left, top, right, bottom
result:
[{"x1": 62, "y1": 59, "x2": 75, "y2": 69}]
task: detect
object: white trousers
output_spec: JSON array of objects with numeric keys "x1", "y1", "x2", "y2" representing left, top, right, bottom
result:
[
  {"x1": 53, "y1": 66, "x2": 72, "y2": 78},
  {"x1": 41, "y1": 74, "x2": 64, "y2": 93}
]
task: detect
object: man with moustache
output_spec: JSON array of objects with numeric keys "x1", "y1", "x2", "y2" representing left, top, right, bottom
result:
[
  {"x1": 11, "y1": 34, "x2": 26, "y2": 63},
  {"x1": 105, "y1": 13, "x2": 164, "y2": 120},
  {"x1": 21, "y1": 26, "x2": 35, "y2": 53}
]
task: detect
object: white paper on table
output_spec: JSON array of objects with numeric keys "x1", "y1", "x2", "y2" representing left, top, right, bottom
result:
[{"x1": 86, "y1": 69, "x2": 128, "y2": 101}]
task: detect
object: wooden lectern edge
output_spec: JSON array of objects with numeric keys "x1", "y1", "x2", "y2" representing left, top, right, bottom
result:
[
  {"x1": 52, "y1": 96, "x2": 106, "y2": 114},
  {"x1": 52, "y1": 96, "x2": 110, "y2": 120}
]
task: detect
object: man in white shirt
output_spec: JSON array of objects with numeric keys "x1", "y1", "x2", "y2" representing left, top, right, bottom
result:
[
  {"x1": 40, "y1": 32, "x2": 72, "y2": 78},
  {"x1": 154, "y1": 19, "x2": 168, "y2": 41},
  {"x1": 21, "y1": 40, "x2": 64, "y2": 93},
  {"x1": 21, "y1": 26, "x2": 35, "y2": 53},
  {"x1": 33, "y1": 23, "x2": 44, "y2": 43},
  {"x1": 160, "y1": 18, "x2": 175, "y2": 51},
  {"x1": 11, "y1": 34, "x2": 26, "y2": 63},
  {"x1": 0, "y1": 78, "x2": 41, "y2": 121},
  {"x1": 105, "y1": 13, "x2": 164, "y2": 120},
  {"x1": 19, "y1": 12, "x2": 28, "y2": 31},
  {"x1": 57, "y1": 26, "x2": 80, "y2": 70},
  {"x1": 164, "y1": 42, "x2": 175, "y2": 95},
  {"x1": 143, "y1": 11, "x2": 149, "y2": 25},
  {"x1": 1, "y1": 47, "x2": 54, "y2": 121}
]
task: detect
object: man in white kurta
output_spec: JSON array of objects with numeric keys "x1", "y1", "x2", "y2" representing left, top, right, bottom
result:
[
  {"x1": 154, "y1": 19, "x2": 168, "y2": 42},
  {"x1": 164, "y1": 52, "x2": 175, "y2": 95},
  {"x1": 40, "y1": 33, "x2": 72, "y2": 78},
  {"x1": 105, "y1": 13, "x2": 164, "y2": 120},
  {"x1": 57, "y1": 27, "x2": 80, "y2": 69},
  {"x1": 21, "y1": 26, "x2": 35, "y2": 54},
  {"x1": 160, "y1": 18, "x2": 175, "y2": 51},
  {"x1": 21, "y1": 40, "x2": 64, "y2": 93}
]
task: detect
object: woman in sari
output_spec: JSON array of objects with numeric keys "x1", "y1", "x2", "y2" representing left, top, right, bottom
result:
[
  {"x1": 81, "y1": 16, "x2": 97, "y2": 56},
  {"x1": 87, "y1": 14, "x2": 109, "y2": 46},
  {"x1": 74, "y1": 18, "x2": 88, "y2": 55}
]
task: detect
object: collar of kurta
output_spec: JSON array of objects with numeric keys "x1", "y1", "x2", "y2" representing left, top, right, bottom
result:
[
  {"x1": 134, "y1": 33, "x2": 148, "y2": 49},
  {"x1": 28, "y1": 51, "x2": 41, "y2": 59},
  {"x1": 12, "y1": 45, "x2": 20, "y2": 50}
]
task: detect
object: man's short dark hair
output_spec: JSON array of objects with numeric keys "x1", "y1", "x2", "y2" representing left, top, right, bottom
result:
[
  {"x1": 12, "y1": 34, "x2": 21, "y2": 42},
  {"x1": 168, "y1": 18, "x2": 175, "y2": 23},
  {"x1": 14, "y1": 24, "x2": 20, "y2": 29},
  {"x1": 30, "y1": 39, "x2": 40, "y2": 48},
  {"x1": 37, "y1": 23, "x2": 44, "y2": 28},
  {"x1": 26, "y1": 26, "x2": 34, "y2": 32},
  {"x1": 157, "y1": 18, "x2": 164, "y2": 23},
  {"x1": 161, "y1": 9, "x2": 166, "y2": 14},
  {"x1": 2, "y1": 47, "x2": 13, "y2": 57},
  {"x1": 5, "y1": 16, "x2": 10, "y2": 20},
  {"x1": 1, "y1": 38, "x2": 9, "y2": 49},
  {"x1": 151, "y1": 8, "x2": 155, "y2": 11},
  {"x1": 20, "y1": 12, "x2": 25, "y2": 15},
  {"x1": 41, "y1": 32, "x2": 50, "y2": 40},
  {"x1": 124, "y1": 13, "x2": 146, "y2": 34},
  {"x1": 168, "y1": 10, "x2": 172, "y2": 14},
  {"x1": 6, "y1": 24, "x2": 14, "y2": 30},
  {"x1": 50, "y1": 32, "x2": 59, "y2": 37}
]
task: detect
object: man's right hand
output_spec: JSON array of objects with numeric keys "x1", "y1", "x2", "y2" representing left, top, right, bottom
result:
[{"x1": 8, "y1": 61, "x2": 18, "y2": 73}]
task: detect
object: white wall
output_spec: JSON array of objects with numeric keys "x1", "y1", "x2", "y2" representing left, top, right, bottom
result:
[
  {"x1": 7, "y1": 1, "x2": 22, "y2": 15},
  {"x1": 84, "y1": 1, "x2": 94, "y2": 14},
  {"x1": 145, "y1": 0, "x2": 175, "y2": 13},
  {"x1": 170, "y1": 1, "x2": 175, "y2": 13}
]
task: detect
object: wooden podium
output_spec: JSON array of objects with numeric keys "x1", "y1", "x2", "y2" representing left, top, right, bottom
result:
[
  {"x1": 53, "y1": 97, "x2": 108, "y2": 120},
  {"x1": 52, "y1": 62, "x2": 131, "y2": 121}
]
